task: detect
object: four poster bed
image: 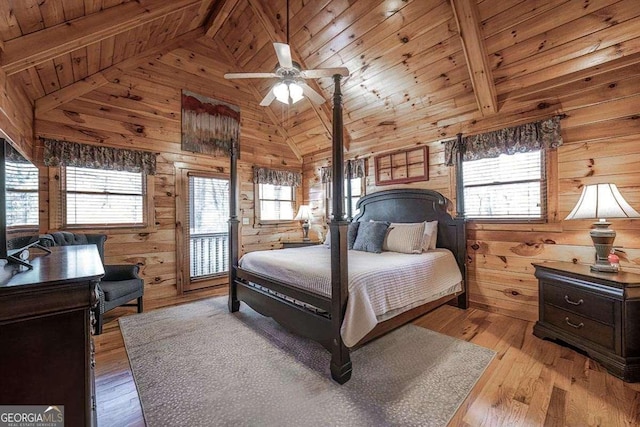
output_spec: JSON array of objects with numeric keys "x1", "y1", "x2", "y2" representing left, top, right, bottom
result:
[{"x1": 227, "y1": 75, "x2": 467, "y2": 384}]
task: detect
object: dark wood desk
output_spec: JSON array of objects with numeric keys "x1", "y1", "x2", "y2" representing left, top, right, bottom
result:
[
  {"x1": 533, "y1": 262, "x2": 640, "y2": 382},
  {"x1": 0, "y1": 245, "x2": 104, "y2": 426}
]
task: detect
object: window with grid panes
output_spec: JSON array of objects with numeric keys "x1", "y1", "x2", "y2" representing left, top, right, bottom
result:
[
  {"x1": 257, "y1": 183, "x2": 295, "y2": 221},
  {"x1": 63, "y1": 166, "x2": 147, "y2": 227},
  {"x1": 462, "y1": 150, "x2": 546, "y2": 220}
]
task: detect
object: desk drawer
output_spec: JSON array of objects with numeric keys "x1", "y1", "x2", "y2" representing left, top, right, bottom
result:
[
  {"x1": 542, "y1": 282, "x2": 615, "y2": 325},
  {"x1": 543, "y1": 304, "x2": 615, "y2": 350}
]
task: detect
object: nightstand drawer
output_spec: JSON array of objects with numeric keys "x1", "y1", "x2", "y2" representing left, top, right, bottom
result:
[
  {"x1": 543, "y1": 304, "x2": 615, "y2": 350},
  {"x1": 542, "y1": 282, "x2": 615, "y2": 325}
]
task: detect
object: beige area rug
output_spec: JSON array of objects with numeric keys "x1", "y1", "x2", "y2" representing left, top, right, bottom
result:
[{"x1": 119, "y1": 297, "x2": 495, "y2": 427}]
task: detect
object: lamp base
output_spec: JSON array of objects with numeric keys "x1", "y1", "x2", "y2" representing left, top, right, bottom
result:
[
  {"x1": 590, "y1": 263, "x2": 619, "y2": 273},
  {"x1": 589, "y1": 221, "x2": 617, "y2": 273},
  {"x1": 302, "y1": 221, "x2": 310, "y2": 241}
]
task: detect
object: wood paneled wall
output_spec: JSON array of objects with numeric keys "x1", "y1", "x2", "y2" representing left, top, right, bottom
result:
[
  {"x1": 34, "y1": 40, "x2": 303, "y2": 309},
  {"x1": 0, "y1": 74, "x2": 33, "y2": 156},
  {"x1": 304, "y1": 62, "x2": 640, "y2": 322}
]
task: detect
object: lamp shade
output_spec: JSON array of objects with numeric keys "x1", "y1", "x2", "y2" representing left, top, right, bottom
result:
[
  {"x1": 273, "y1": 81, "x2": 304, "y2": 105},
  {"x1": 294, "y1": 205, "x2": 313, "y2": 221},
  {"x1": 565, "y1": 183, "x2": 640, "y2": 220}
]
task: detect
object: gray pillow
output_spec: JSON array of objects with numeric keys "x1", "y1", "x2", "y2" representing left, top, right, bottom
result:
[
  {"x1": 325, "y1": 222, "x2": 360, "y2": 249},
  {"x1": 347, "y1": 221, "x2": 360, "y2": 249},
  {"x1": 352, "y1": 221, "x2": 390, "y2": 253}
]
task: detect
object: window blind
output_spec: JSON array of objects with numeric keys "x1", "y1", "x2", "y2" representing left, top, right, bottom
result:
[
  {"x1": 462, "y1": 150, "x2": 545, "y2": 219},
  {"x1": 258, "y1": 183, "x2": 295, "y2": 221},
  {"x1": 188, "y1": 175, "x2": 229, "y2": 278},
  {"x1": 6, "y1": 160, "x2": 39, "y2": 227},
  {"x1": 65, "y1": 166, "x2": 145, "y2": 226}
]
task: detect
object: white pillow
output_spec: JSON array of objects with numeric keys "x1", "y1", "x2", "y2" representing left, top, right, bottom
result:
[
  {"x1": 382, "y1": 222, "x2": 426, "y2": 254},
  {"x1": 422, "y1": 220, "x2": 438, "y2": 251}
]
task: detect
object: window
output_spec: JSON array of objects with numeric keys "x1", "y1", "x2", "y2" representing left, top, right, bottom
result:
[
  {"x1": 462, "y1": 150, "x2": 545, "y2": 220},
  {"x1": 63, "y1": 166, "x2": 147, "y2": 227},
  {"x1": 6, "y1": 160, "x2": 39, "y2": 228},
  {"x1": 256, "y1": 183, "x2": 295, "y2": 222},
  {"x1": 188, "y1": 175, "x2": 229, "y2": 280},
  {"x1": 326, "y1": 177, "x2": 364, "y2": 219}
]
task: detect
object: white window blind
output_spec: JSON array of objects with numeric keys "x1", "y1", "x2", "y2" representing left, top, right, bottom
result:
[
  {"x1": 189, "y1": 175, "x2": 229, "y2": 278},
  {"x1": 6, "y1": 161, "x2": 39, "y2": 227},
  {"x1": 64, "y1": 166, "x2": 145, "y2": 226},
  {"x1": 462, "y1": 150, "x2": 545, "y2": 220},
  {"x1": 258, "y1": 183, "x2": 295, "y2": 221}
]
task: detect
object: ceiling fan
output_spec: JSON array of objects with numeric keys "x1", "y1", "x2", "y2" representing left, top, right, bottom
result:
[{"x1": 223, "y1": 1, "x2": 349, "y2": 107}]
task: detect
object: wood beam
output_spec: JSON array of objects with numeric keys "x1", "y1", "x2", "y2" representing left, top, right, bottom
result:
[
  {"x1": 205, "y1": 0, "x2": 242, "y2": 38},
  {"x1": 451, "y1": 0, "x2": 498, "y2": 115},
  {"x1": 213, "y1": 38, "x2": 303, "y2": 161},
  {"x1": 246, "y1": 0, "x2": 350, "y2": 152},
  {"x1": 1, "y1": 0, "x2": 200, "y2": 76},
  {"x1": 35, "y1": 28, "x2": 205, "y2": 116}
]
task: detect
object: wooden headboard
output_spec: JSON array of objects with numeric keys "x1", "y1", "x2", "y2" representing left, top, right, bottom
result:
[{"x1": 352, "y1": 188, "x2": 467, "y2": 281}]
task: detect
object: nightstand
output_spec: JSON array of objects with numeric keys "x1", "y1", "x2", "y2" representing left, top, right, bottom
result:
[
  {"x1": 533, "y1": 262, "x2": 640, "y2": 382},
  {"x1": 282, "y1": 241, "x2": 321, "y2": 249}
]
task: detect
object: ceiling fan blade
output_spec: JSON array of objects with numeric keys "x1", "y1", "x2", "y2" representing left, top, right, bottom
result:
[
  {"x1": 273, "y1": 42, "x2": 293, "y2": 69},
  {"x1": 300, "y1": 67, "x2": 350, "y2": 78},
  {"x1": 259, "y1": 90, "x2": 276, "y2": 107},
  {"x1": 224, "y1": 72, "x2": 278, "y2": 79},
  {"x1": 298, "y1": 82, "x2": 326, "y2": 104}
]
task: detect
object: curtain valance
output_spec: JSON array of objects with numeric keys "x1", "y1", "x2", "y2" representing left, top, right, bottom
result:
[
  {"x1": 42, "y1": 138, "x2": 157, "y2": 175},
  {"x1": 444, "y1": 116, "x2": 563, "y2": 166},
  {"x1": 320, "y1": 158, "x2": 366, "y2": 183},
  {"x1": 253, "y1": 167, "x2": 302, "y2": 187}
]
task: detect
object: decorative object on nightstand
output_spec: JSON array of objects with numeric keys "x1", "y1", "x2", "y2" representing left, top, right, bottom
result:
[
  {"x1": 294, "y1": 205, "x2": 313, "y2": 241},
  {"x1": 565, "y1": 183, "x2": 640, "y2": 272}
]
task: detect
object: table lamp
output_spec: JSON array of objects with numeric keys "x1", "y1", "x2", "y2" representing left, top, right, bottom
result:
[
  {"x1": 565, "y1": 183, "x2": 640, "y2": 272},
  {"x1": 294, "y1": 205, "x2": 313, "y2": 241}
]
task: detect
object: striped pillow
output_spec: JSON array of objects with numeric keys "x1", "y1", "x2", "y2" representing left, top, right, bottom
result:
[{"x1": 383, "y1": 222, "x2": 426, "y2": 254}]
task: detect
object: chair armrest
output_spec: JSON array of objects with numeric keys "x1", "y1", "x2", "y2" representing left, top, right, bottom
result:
[{"x1": 104, "y1": 264, "x2": 140, "y2": 281}]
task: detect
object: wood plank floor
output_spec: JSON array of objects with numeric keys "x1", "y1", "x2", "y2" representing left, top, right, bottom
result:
[{"x1": 95, "y1": 295, "x2": 640, "y2": 426}]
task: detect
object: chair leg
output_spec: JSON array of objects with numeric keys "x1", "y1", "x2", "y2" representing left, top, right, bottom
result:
[{"x1": 137, "y1": 296, "x2": 144, "y2": 313}]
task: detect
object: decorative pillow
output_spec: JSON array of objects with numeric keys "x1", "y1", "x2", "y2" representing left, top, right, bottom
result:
[
  {"x1": 324, "y1": 222, "x2": 360, "y2": 249},
  {"x1": 352, "y1": 221, "x2": 390, "y2": 253},
  {"x1": 422, "y1": 220, "x2": 438, "y2": 251},
  {"x1": 383, "y1": 222, "x2": 426, "y2": 254},
  {"x1": 347, "y1": 221, "x2": 360, "y2": 249}
]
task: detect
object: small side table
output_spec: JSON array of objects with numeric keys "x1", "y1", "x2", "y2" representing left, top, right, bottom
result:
[
  {"x1": 282, "y1": 241, "x2": 321, "y2": 249},
  {"x1": 533, "y1": 262, "x2": 640, "y2": 382}
]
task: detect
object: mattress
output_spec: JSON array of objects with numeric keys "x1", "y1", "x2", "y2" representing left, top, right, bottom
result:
[{"x1": 238, "y1": 245, "x2": 463, "y2": 347}]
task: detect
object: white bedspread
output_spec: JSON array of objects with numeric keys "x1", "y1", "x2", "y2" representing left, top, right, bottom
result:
[{"x1": 239, "y1": 246, "x2": 463, "y2": 347}]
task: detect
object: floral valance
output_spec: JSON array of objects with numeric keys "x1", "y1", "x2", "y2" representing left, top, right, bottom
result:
[
  {"x1": 42, "y1": 138, "x2": 157, "y2": 175},
  {"x1": 253, "y1": 167, "x2": 302, "y2": 187},
  {"x1": 320, "y1": 158, "x2": 366, "y2": 183},
  {"x1": 444, "y1": 116, "x2": 563, "y2": 166}
]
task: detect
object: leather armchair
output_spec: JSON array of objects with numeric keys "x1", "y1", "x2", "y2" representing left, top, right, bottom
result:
[{"x1": 40, "y1": 231, "x2": 144, "y2": 334}]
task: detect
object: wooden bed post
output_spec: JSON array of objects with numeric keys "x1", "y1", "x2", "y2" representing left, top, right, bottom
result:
[
  {"x1": 228, "y1": 139, "x2": 240, "y2": 312},
  {"x1": 329, "y1": 73, "x2": 352, "y2": 384},
  {"x1": 454, "y1": 132, "x2": 469, "y2": 309}
]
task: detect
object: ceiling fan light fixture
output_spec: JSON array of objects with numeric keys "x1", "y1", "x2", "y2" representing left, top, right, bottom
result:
[{"x1": 273, "y1": 81, "x2": 304, "y2": 105}]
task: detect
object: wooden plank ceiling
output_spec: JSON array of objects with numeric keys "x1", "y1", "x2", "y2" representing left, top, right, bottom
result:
[{"x1": 2, "y1": 0, "x2": 640, "y2": 159}]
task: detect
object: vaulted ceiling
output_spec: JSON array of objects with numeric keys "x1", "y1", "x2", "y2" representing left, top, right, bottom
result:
[{"x1": 2, "y1": 0, "x2": 640, "y2": 160}]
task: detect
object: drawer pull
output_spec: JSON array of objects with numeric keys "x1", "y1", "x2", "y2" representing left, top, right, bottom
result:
[
  {"x1": 564, "y1": 295, "x2": 584, "y2": 306},
  {"x1": 565, "y1": 317, "x2": 585, "y2": 329}
]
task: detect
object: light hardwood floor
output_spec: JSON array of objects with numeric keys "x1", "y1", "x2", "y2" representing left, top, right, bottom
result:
[{"x1": 95, "y1": 295, "x2": 640, "y2": 426}]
